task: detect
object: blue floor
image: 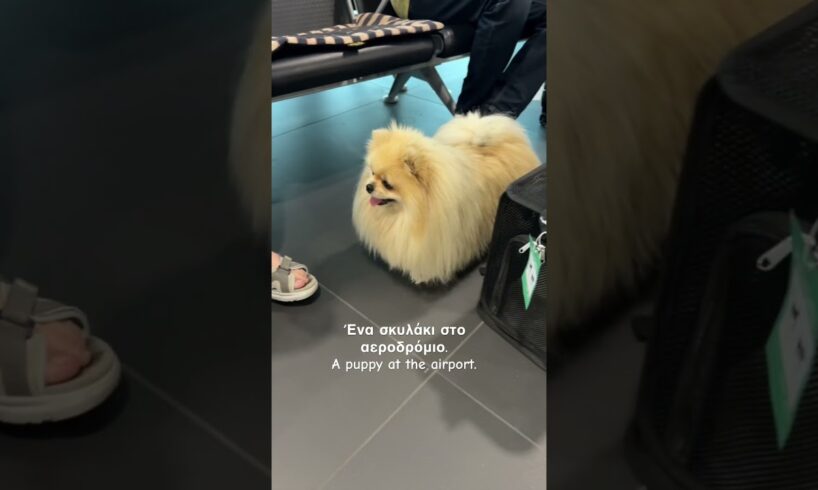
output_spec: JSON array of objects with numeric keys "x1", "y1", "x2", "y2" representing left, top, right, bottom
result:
[{"x1": 271, "y1": 59, "x2": 548, "y2": 490}]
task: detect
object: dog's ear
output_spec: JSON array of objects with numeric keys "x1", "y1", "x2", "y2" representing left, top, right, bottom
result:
[
  {"x1": 369, "y1": 128, "x2": 390, "y2": 148},
  {"x1": 402, "y1": 146, "x2": 426, "y2": 181}
]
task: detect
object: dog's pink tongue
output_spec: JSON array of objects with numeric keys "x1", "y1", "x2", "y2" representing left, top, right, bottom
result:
[{"x1": 369, "y1": 197, "x2": 382, "y2": 206}]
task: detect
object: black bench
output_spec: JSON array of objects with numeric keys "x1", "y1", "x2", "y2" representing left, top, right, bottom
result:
[{"x1": 271, "y1": 0, "x2": 476, "y2": 114}]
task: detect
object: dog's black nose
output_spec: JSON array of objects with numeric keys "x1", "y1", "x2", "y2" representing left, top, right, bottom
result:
[{"x1": 366, "y1": 183, "x2": 374, "y2": 194}]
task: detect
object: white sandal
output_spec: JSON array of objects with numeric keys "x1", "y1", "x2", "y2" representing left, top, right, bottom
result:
[
  {"x1": 271, "y1": 255, "x2": 318, "y2": 302},
  {"x1": 0, "y1": 278, "x2": 121, "y2": 424}
]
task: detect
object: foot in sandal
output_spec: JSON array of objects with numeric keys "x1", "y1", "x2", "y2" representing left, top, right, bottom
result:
[
  {"x1": 0, "y1": 278, "x2": 121, "y2": 424},
  {"x1": 271, "y1": 251, "x2": 318, "y2": 302},
  {"x1": 39, "y1": 321, "x2": 92, "y2": 385}
]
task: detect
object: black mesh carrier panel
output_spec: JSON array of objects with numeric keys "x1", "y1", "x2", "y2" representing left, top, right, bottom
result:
[
  {"x1": 478, "y1": 164, "x2": 546, "y2": 371},
  {"x1": 627, "y1": 3, "x2": 818, "y2": 489}
]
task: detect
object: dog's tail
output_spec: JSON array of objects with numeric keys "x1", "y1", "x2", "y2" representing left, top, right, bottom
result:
[{"x1": 435, "y1": 112, "x2": 533, "y2": 152}]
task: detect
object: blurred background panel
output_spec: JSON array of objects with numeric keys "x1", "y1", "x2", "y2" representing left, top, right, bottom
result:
[{"x1": 0, "y1": 1, "x2": 272, "y2": 488}]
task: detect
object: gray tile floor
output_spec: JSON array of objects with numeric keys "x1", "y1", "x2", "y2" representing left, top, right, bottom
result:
[
  {"x1": 271, "y1": 55, "x2": 548, "y2": 490},
  {"x1": 547, "y1": 306, "x2": 647, "y2": 490},
  {"x1": 0, "y1": 239, "x2": 273, "y2": 490}
]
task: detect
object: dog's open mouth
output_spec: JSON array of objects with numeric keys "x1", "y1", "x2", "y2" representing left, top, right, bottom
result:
[{"x1": 369, "y1": 197, "x2": 395, "y2": 206}]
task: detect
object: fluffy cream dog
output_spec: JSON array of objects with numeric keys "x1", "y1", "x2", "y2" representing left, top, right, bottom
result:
[
  {"x1": 547, "y1": 0, "x2": 810, "y2": 334},
  {"x1": 353, "y1": 113, "x2": 540, "y2": 284}
]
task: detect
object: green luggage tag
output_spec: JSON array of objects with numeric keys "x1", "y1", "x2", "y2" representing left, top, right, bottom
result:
[
  {"x1": 765, "y1": 212, "x2": 818, "y2": 448},
  {"x1": 521, "y1": 232, "x2": 545, "y2": 310}
]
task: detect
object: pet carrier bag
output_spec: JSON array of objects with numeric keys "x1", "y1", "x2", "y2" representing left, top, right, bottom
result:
[
  {"x1": 627, "y1": 3, "x2": 818, "y2": 489},
  {"x1": 478, "y1": 164, "x2": 546, "y2": 370}
]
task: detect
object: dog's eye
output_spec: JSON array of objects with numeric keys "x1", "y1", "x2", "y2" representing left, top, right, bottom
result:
[{"x1": 382, "y1": 181, "x2": 393, "y2": 191}]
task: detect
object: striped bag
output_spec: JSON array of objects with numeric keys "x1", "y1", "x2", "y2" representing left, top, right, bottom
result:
[{"x1": 271, "y1": 12, "x2": 444, "y2": 54}]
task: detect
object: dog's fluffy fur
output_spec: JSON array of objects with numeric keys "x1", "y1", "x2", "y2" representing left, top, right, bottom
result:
[
  {"x1": 353, "y1": 113, "x2": 540, "y2": 284},
  {"x1": 548, "y1": 0, "x2": 810, "y2": 334}
]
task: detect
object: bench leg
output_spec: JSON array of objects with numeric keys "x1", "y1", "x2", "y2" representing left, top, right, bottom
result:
[
  {"x1": 383, "y1": 67, "x2": 456, "y2": 115},
  {"x1": 384, "y1": 72, "x2": 411, "y2": 104},
  {"x1": 395, "y1": 74, "x2": 409, "y2": 93},
  {"x1": 417, "y1": 67, "x2": 456, "y2": 115}
]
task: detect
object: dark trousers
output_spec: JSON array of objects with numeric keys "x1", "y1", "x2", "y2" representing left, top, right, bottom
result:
[{"x1": 409, "y1": 0, "x2": 546, "y2": 117}]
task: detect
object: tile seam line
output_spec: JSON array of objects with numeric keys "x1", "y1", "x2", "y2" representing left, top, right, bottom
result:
[
  {"x1": 321, "y1": 281, "x2": 456, "y2": 367},
  {"x1": 123, "y1": 364, "x2": 272, "y2": 478},
  {"x1": 317, "y1": 322, "x2": 484, "y2": 489},
  {"x1": 438, "y1": 370, "x2": 545, "y2": 452},
  {"x1": 271, "y1": 81, "x2": 461, "y2": 141},
  {"x1": 271, "y1": 98, "x2": 383, "y2": 138},
  {"x1": 316, "y1": 369, "x2": 437, "y2": 489}
]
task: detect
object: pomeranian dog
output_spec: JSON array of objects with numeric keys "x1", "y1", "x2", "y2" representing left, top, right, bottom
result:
[
  {"x1": 353, "y1": 113, "x2": 540, "y2": 285},
  {"x1": 547, "y1": 0, "x2": 810, "y2": 335}
]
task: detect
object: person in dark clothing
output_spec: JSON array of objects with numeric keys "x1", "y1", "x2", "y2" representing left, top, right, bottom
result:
[{"x1": 391, "y1": 0, "x2": 546, "y2": 119}]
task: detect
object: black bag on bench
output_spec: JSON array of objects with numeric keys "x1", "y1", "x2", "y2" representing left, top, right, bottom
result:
[
  {"x1": 627, "y1": 4, "x2": 818, "y2": 488},
  {"x1": 478, "y1": 164, "x2": 546, "y2": 370}
]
